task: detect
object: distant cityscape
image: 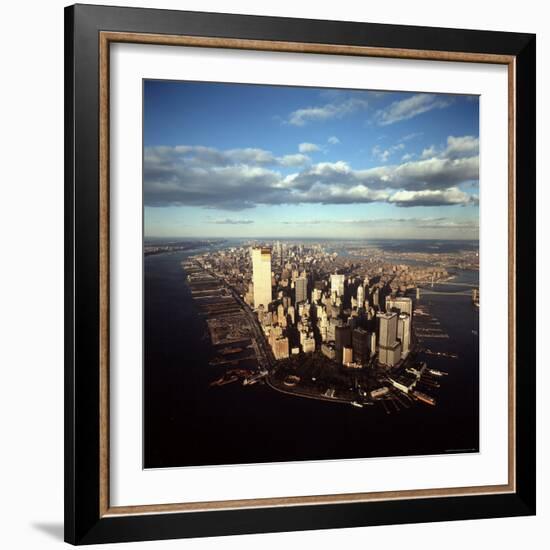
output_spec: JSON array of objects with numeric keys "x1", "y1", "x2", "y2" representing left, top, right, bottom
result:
[{"x1": 176, "y1": 239, "x2": 479, "y2": 412}]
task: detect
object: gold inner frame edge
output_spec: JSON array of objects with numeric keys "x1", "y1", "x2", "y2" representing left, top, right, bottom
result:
[{"x1": 98, "y1": 31, "x2": 517, "y2": 517}]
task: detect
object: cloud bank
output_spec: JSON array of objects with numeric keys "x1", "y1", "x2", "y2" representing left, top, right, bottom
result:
[{"x1": 144, "y1": 135, "x2": 478, "y2": 210}]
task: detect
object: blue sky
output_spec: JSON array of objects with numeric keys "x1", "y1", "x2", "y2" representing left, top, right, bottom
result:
[{"x1": 143, "y1": 80, "x2": 479, "y2": 239}]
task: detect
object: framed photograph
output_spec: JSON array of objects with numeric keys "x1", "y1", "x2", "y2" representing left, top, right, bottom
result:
[{"x1": 64, "y1": 4, "x2": 536, "y2": 545}]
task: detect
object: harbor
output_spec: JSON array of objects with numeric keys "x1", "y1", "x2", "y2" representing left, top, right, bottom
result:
[
  {"x1": 144, "y1": 245, "x2": 479, "y2": 469},
  {"x1": 180, "y1": 258, "x2": 451, "y2": 414}
]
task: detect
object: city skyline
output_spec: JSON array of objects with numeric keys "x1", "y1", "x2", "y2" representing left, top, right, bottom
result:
[
  {"x1": 144, "y1": 81, "x2": 479, "y2": 240},
  {"x1": 145, "y1": 235, "x2": 479, "y2": 467}
]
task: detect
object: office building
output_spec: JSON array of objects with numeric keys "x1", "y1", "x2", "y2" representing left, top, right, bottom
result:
[
  {"x1": 352, "y1": 327, "x2": 370, "y2": 366},
  {"x1": 327, "y1": 317, "x2": 343, "y2": 341},
  {"x1": 321, "y1": 343, "x2": 336, "y2": 360},
  {"x1": 379, "y1": 341, "x2": 402, "y2": 367},
  {"x1": 342, "y1": 346, "x2": 353, "y2": 365},
  {"x1": 276, "y1": 240, "x2": 284, "y2": 264},
  {"x1": 251, "y1": 247, "x2": 272, "y2": 310},
  {"x1": 378, "y1": 311, "x2": 398, "y2": 347},
  {"x1": 330, "y1": 273, "x2": 345, "y2": 297},
  {"x1": 397, "y1": 313, "x2": 411, "y2": 356},
  {"x1": 386, "y1": 296, "x2": 413, "y2": 316},
  {"x1": 373, "y1": 288, "x2": 380, "y2": 307},
  {"x1": 288, "y1": 305, "x2": 295, "y2": 325},
  {"x1": 314, "y1": 280, "x2": 325, "y2": 291},
  {"x1": 377, "y1": 311, "x2": 401, "y2": 367},
  {"x1": 301, "y1": 333, "x2": 315, "y2": 354},
  {"x1": 368, "y1": 331, "x2": 377, "y2": 355},
  {"x1": 335, "y1": 325, "x2": 352, "y2": 362},
  {"x1": 295, "y1": 276, "x2": 308, "y2": 304},
  {"x1": 357, "y1": 285, "x2": 365, "y2": 309},
  {"x1": 272, "y1": 336, "x2": 289, "y2": 360},
  {"x1": 311, "y1": 288, "x2": 322, "y2": 303}
]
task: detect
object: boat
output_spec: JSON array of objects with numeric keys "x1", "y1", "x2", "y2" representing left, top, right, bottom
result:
[
  {"x1": 428, "y1": 369, "x2": 448, "y2": 377},
  {"x1": 219, "y1": 347, "x2": 243, "y2": 356},
  {"x1": 412, "y1": 391, "x2": 436, "y2": 406}
]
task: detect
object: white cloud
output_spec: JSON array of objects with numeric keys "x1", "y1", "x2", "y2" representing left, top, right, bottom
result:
[
  {"x1": 328, "y1": 136, "x2": 340, "y2": 145},
  {"x1": 372, "y1": 145, "x2": 390, "y2": 163},
  {"x1": 418, "y1": 135, "x2": 479, "y2": 161},
  {"x1": 146, "y1": 145, "x2": 310, "y2": 170},
  {"x1": 287, "y1": 97, "x2": 368, "y2": 126},
  {"x1": 372, "y1": 143, "x2": 405, "y2": 163},
  {"x1": 389, "y1": 187, "x2": 478, "y2": 207},
  {"x1": 298, "y1": 142, "x2": 320, "y2": 153},
  {"x1": 444, "y1": 135, "x2": 479, "y2": 159},
  {"x1": 375, "y1": 94, "x2": 451, "y2": 126},
  {"x1": 144, "y1": 135, "x2": 478, "y2": 210},
  {"x1": 421, "y1": 145, "x2": 438, "y2": 159},
  {"x1": 279, "y1": 153, "x2": 311, "y2": 167},
  {"x1": 209, "y1": 218, "x2": 254, "y2": 225}
]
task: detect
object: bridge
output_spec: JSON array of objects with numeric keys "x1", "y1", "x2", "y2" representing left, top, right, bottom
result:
[
  {"x1": 429, "y1": 281, "x2": 478, "y2": 288},
  {"x1": 418, "y1": 289, "x2": 473, "y2": 297}
]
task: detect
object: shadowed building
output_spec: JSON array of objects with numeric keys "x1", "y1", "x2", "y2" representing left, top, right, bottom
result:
[
  {"x1": 352, "y1": 327, "x2": 369, "y2": 366},
  {"x1": 335, "y1": 325, "x2": 352, "y2": 363}
]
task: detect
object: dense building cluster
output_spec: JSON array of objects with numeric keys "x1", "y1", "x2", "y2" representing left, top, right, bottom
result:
[{"x1": 246, "y1": 244, "x2": 414, "y2": 369}]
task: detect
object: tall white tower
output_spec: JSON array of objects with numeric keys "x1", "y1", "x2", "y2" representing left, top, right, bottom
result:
[
  {"x1": 357, "y1": 285, "x2": 365, "y2": 309},
  {"x1": 397, "y1": 313, "x2": 411, "y2": 356},
  {"x1": 251, "y1": 247, "x2": 272, "y2": 310},
  {"x1": 330, "y1": 273, "x2": 345, "y2": 297}
]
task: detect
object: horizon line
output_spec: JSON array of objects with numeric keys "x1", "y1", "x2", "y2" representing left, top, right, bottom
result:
[{"x1": 144, "y1": 235, "x2": 480, "y2": 242}]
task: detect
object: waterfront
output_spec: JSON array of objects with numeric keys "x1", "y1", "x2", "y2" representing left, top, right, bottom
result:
[{"x1": 144, "y1": 241, "x2": 479, "y2": 469}]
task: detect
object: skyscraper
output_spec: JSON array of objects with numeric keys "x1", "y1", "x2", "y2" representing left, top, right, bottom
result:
[
  {"x1": 397, "y1": 313, "x2": 411, "y2": 356},
  {"x1": 373, "y1": 288, "x2": 380, "y2": 307},
  {"x1": 272, "y1": 337, "x2": 289, "y2": 360},
  {"x1": 386, "y1": 296, "x2": 413, "y2": 316},
  {"x1": 277, "y1": 241, "x2": 284, "y2": 265},
  {"x1": 352, "y1": 328, "x2": 369, "y2": 366},
  {"x1": 342, "y1": 346, "x2": 353, "y2": 366},
  {"x1": 377, "y1": 311, "x2": 402, "y2": 367},
  {"x1": 251, "y1": 247, "x2": 272, "y2": 310},
  {"x1": 357, "y1": 285, "x2": 365, "y2": 309},
  {"x1": 335, "y1": 325, "x2": 352, "y2": 363},
  {"x1": 330, "y1": 273, "x2": 345, "y2": 297},
  {"x1": 368, "y1": 331, "x2": 377, "y2": 355},
  {"x1": 295, "y1": 276, "x2": 308, "y2": 304},
  {"x1": 378, "y1": 311, "x2": 398, "y2": 347}
]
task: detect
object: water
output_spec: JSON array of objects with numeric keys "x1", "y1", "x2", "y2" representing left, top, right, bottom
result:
[{"x1": 144, "y1": 243, "x2": 479, "y2": 469}]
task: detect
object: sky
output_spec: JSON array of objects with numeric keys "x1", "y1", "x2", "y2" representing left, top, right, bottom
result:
[{"x1": 143, "y1": 80, "x2": 479, "y2": 240}]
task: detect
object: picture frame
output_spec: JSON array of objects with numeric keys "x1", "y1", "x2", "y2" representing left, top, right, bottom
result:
[{"x1": 64, "y1": 3, "x2": 536, "y2": 545}]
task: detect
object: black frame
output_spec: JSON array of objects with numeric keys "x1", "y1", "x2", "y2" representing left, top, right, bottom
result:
[{"x1": 65, "y1": 3, "x2": 536, "y2": 545}]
